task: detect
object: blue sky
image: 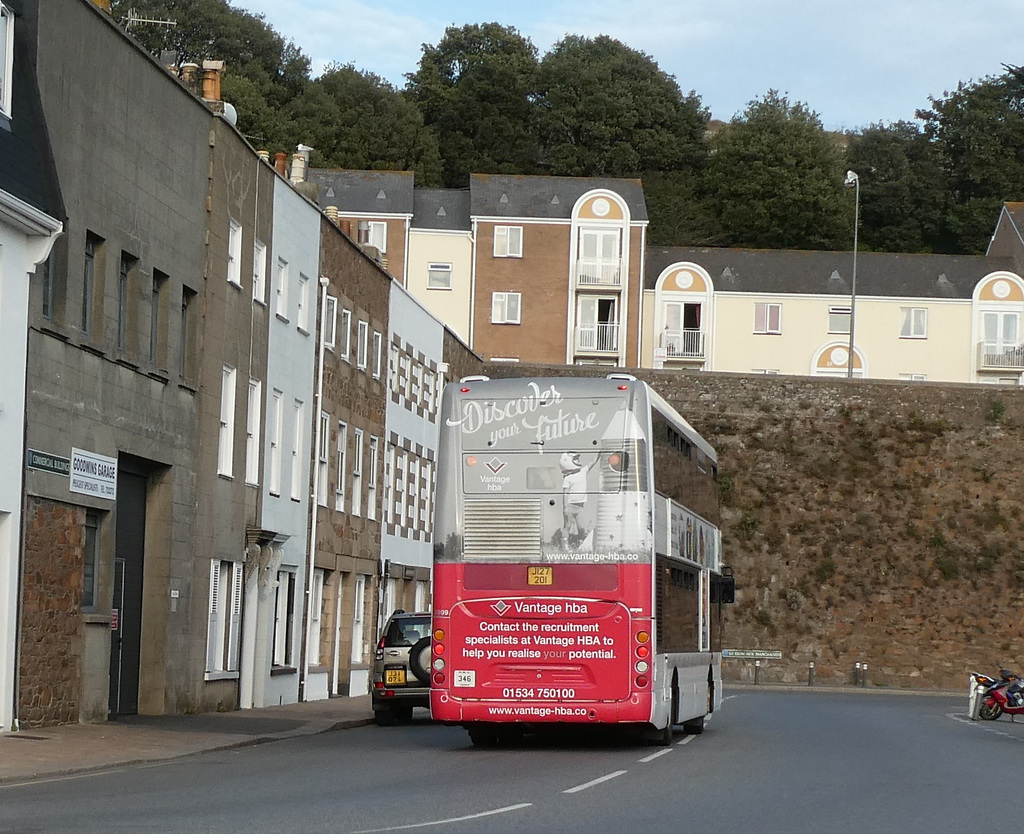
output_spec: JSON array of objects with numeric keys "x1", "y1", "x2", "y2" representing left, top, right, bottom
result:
[{"x1": 233, "y1": 0, "x2": 1022, "y2": 131}]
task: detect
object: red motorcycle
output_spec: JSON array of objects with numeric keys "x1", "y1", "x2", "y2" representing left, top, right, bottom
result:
[{"x1": 975, "y1": 669, "x2": 1024, "y2": 721}]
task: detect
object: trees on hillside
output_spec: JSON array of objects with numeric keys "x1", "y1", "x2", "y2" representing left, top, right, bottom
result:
[
  {"x1": 286, "y1": 65, "x2": 442, "y2": 184},
  {"x1": 534, "y1": 35, "x2": 709, "y2": 177},
  {"x1": 845, "y1": 122, "x2": 948, "y2": 253},
  {"x1": 918, "y1": 70, "x2": 1024, "y2": 253},
  {"x1": 405, "y1": 23, "x2": 540, "y2": 187},
  {"x1": 706, "y1": 91, "x2": 850, "y2": 250}
]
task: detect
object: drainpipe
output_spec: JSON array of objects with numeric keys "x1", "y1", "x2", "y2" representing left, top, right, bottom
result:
[
  {"x1": 300, "y1": 275, "x2": 329, "y2": 701},
  {"x1": 469, "y1": 219, "x2": 478, "y2": 349}
]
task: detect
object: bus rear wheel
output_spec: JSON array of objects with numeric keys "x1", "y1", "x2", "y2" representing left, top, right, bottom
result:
[{"x1": 468, "y1": 725, "x2": 499, "y2": 747}]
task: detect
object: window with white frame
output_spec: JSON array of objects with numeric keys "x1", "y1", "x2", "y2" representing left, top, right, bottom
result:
[
  {"x1": 754, "y1": 302, "x2": 782, "y2": 334},
  {"x1": 275, "y1": 258, "x2": 289, "y2": 319},
  {"x1": 351, "y1": 575, "x2": 366, "y2": 663},
  {"x1": 218, "y1": 366, "x2": 236, "y2": 476},
  {"x1": 422, "y1": 459, "x2": 434, "y2": 536},
  {"x1": 367, "y1": 436, "x2": 379, "y2": 521},
  {"x1": 898, "y1": 373, "x2": 928, "y2": 381},
  {"x1": 324, "y1": 295, "x2": 338, "y2": 349},
  {"x1": 269, "y1": 390, "x2": 283, "y2": 495},
  {"x1": 291, "y1": 399, "x2": 304, "y2": 501},
  {"x1": 227, "y1": 219, "x2": 242, "y2": 287},
  {"x1": 395, "y1": 447, "x2": 408, "y2": 526},
  {"x1": 900, "y1": 307, "x2": 927, "y2": 339},
  {"x1": 828, "y1": 306, "x2": 851, "y2": 334},
  {"x1": 339, "y1": 308, "x2": 352, "y2": 361},
  {"x1": 352, "y1": 428, "x2": 364, "y2": 516},
  {"x1": 357, "y1": 321, "x2": 369, "y2": 370},
  {"x1": 427, "y1": 262, "x2": 453, "y2": 290},
  {"x1": 308, "y1": 568, "x2": 325, "y2": 666},
  {"x1": 407, "y1": 457, "x2": 419, "y2": 529},
  {"x1": 335, "y1": 421, "x2": 348, "y2": 512},
  {"x1": 423, "y1": 368, "x2": 436, "y2": 416},
  {"x1": 384, "y1": 444, "x2": 396, "y2": 526},
  {"x1": 317, "y1": 411, "x2": 329, "y2": 506},
  {"x1": 358, "y1": 221, "x2": 387, "y2": 253},
  {"x1": 0, "y1": 3, "x2": 13, "y2": 118},
  {"x1": 411, "y1": 363, "x2": 422, "y2": 406},
  {"x1": 383, "y1": 578, "x2": 397, "y2": 621},
  {"x1": 252, "y1": 240, "x2": 267, "y2": 303},
  {"x1": 372, "y1": 332, "x2": 383, "y2": 380},
  {"x1": 491, "y1": 292, "x2": 521, "y2": 324},
  {"x1": 245, "y1": 379, "x2": 261, "y2": 485},
  {"x1": 297, "y1": 274, "x2": 310, "y2": 333},
  {"x1": 273, "y1": 569, "x2": 297, "y2": 667},
  {"x1": 206, "y1": 559, "x2": 243, "y2": 676},
  {"x1": 415, "y1": 581, "x2": 429, "y2": 612},
  {"x1": 493, "y1": 225, "x2": 523, "y2": 258}
]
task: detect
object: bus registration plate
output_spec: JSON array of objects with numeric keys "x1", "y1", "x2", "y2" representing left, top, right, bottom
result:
[{"x1": 527, "y1": 566, "x2": 553, "y2": 586}]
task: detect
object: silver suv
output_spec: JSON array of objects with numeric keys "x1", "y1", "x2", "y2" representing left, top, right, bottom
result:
[{"x1": 371, "y1": 611, "x2": 432, "y2": 725}]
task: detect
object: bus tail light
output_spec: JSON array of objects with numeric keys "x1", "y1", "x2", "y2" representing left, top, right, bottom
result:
[
  {"x1": 636, "y1": 631, "x2": 649, "y2": 644},
  {"x1": 434, "y1": 643, "x2": 445, "y2": 656},
  {"x1": 636, "y1": 645, "x2": 650, "y2": 658},
  {"x1": 433, "y1": 629, "x2": 445, "y2": 641},
  {"x1": 432, "y1": 672, "x2": 445, "y2": 685},
  {"x1": 635, "y1": 660, "x2": 649, "y2": 674},
  {"x1": 433, "y1": 658, "x2": 445, "y2": 671},
  {"x1": 635, "y1": 675, "x2": 649, "y2": 688}
]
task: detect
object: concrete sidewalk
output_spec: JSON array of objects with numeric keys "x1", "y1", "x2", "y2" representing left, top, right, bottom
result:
[{"x1": 0, "y1": 695, "x2": 375, "y2": 786}]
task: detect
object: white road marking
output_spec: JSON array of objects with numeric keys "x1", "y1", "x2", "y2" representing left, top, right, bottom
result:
[
  {"x1": 563, "y1": 770, "x2": 628, "y2": 793},
  {"x1": 946, "y1": 712, "x2": 1024, "y2": 743},
  {"x1": 350, "y1": 803, "x2": 533, "y2": 833},
  {"x1": 638, "y1": 748, "x2": 673, "y2": 762},
  {"x1": 677, "y1": 735, "x2": 695, "y2": 746}
]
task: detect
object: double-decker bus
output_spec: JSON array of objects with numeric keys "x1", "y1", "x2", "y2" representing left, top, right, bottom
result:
[{"x1": 428, "y1": 374, "x2": 735, "y2": 746}]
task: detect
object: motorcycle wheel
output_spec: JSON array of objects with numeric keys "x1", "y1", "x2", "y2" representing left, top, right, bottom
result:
[{"x1": 979, "y1": 701, "x2": 1002, "y2": 721}]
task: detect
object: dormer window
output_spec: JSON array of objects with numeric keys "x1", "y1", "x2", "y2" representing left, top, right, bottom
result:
[{"x1": 0, "y1": 3, "x2": 13, "y2": 118}]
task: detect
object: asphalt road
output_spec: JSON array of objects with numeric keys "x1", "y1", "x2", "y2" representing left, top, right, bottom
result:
[{"x1": 1, "y1": 689, "x2": 1019, "y2": 834}]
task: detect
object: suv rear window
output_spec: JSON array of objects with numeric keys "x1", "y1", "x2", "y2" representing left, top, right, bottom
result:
[{"x1": 383, "y1": 617, "x2": 430, "y2": 647}]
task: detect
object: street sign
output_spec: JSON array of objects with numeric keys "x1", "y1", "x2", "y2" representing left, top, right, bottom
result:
[
  {"x1": 723, "y1": 649, "x2": 783, "y2": 660},
  {"x1": 26, "y1": 449, "x2": 71, "y2": 476},
  {"x1": 70, "y1": 448, "x2": 118, "y2": 500}
]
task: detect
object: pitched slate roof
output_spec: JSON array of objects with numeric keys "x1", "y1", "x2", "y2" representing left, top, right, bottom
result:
[
  {"x1": 0, "y1": 0, "x2": 63, "y2": 222},
  {"x1": 412, "y1": 188, "x2": 471, "y2": 232},
  {"x1": 645, "y1": 247, "x2": 1017, "y2": 299},
  {"x1": 470, "y1": 174, "x2": 648, "y2": 222},
  {"x1": 306, "y1": 169, "x2": 415, "y2": 215}
]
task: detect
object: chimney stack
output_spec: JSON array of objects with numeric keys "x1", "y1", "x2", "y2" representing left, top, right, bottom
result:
[
  {"x1": 201, "y1": 60, "x2": 225, "y2": 103},
  {"x1": 180, "y1": 63, "x2": 200, "y2": 94}
]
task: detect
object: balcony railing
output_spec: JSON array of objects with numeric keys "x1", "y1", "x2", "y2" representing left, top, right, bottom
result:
[
  {"x1": 660, "y1": 329, "x2": 705, "y2": 359},
  {"x1": 575, "y1": 258, "x2": 623, "y2": 286},
  {"x1": 576, "y1": 323, "x2": 620, "y2": 352},
  {"x1": 977, "y1": 341, "x2": 1024, "y2": 370}
]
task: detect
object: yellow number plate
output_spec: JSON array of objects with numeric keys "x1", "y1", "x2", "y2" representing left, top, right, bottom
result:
[
  {"x1": 385, "y1": 668, "x2": 406, "y2": 685},
  {"x1": 528, "y1": 567, "x2": 553, "y2": 586}
]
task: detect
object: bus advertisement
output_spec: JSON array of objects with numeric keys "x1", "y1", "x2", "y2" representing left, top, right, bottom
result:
[{"x1": 428, "y1": 374, "x2": 734, "y2": 745}]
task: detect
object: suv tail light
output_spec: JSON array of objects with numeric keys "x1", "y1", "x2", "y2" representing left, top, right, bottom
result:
[{"x1": 374, "y1": 635, "x2": 385, "y2": 662}]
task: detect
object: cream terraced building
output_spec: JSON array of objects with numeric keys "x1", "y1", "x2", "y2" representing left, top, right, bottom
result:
[{"x1": 644, "y1": 205, "x2": 1024, "y2": 384}]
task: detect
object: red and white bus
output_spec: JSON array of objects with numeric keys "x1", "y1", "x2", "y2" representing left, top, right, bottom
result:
[{"x1": 428, "y1": 374, "x2": 734, "y2": 745}]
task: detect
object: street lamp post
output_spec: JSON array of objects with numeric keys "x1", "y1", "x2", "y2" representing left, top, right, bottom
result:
[{"x1": 844, "y1": 170, "x2": 860, "y2": 378}]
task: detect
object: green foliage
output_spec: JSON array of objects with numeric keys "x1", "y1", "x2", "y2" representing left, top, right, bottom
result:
[
  {"x1": 813, "y1": 557, "x2": 836, "y2": 584},
  {"x1": 286, "y1": 65, "x2": 442, "y2": 184},
  {"x1": 987, "y1": 398, "x2": 1006, "y2": 425},
  {"x1": 717, "y1": 471, "x2": 734, "y2": 506},
  {"x1": 111, "y1": 0, "x2": 311, "y2": 153},
  {"x1": 705, "y1": 91, "x2": 850, "y2": 250},
  {"x1": 534, "y1": 35, "x2": 709, "y2": 178},
  {"x1": 845, "y1": 121, "x2": 948, "y2": 252},
  {"x1": 919, "y1": 71, "x2": 1024, "y2": 253},
  {"x1": 405, "y1": 23, "x2": 540, "y2": 187},
  {"x1": 735, "y1": 513, "x2": 760, "y2": 540}
]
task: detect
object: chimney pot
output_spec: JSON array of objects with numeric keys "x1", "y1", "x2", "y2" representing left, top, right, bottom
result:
[
  {"x1": 324, "y1": 206, "x2": 339, "y2": 222},
  {"x1": 289, "y1": 153, "x2": 307, "y2": 185},
  {"x1": 201, "y1": 60, "x2": 225, "y2": 102},
  {"x1": 274, "y1": 153, "x2": 288, "y2": 176},
  {"x1": 257, "y1": 150, "x2": 271, "y2": 164}
]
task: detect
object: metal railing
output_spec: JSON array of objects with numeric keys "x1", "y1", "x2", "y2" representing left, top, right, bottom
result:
[
  {"x1": 660, "y1": 329, "x2": 705, "y2": 358},
  {"x1": 576, "y1": 323, "x2": 619, "y2": 352},
  {"x1": 977, "y1": 341, "x2": 1024, "y2": 369},
  {"x1": 575, "y1": 259, "x2": 622, "y2": 286}
]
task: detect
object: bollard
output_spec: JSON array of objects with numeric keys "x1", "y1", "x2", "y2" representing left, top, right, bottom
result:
[
  {"x1": 808, "y1": 661, "x2": 815, "y2": 687},
  {"x1": 861, "y1": 663, "x2": 868, "y2": 687},
  {"x1": 854, "y1": 661, "x2": 861, "y2": 687},
  {"x1": 754, "y1": 659, "x2": 761, "y2": 685}
]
